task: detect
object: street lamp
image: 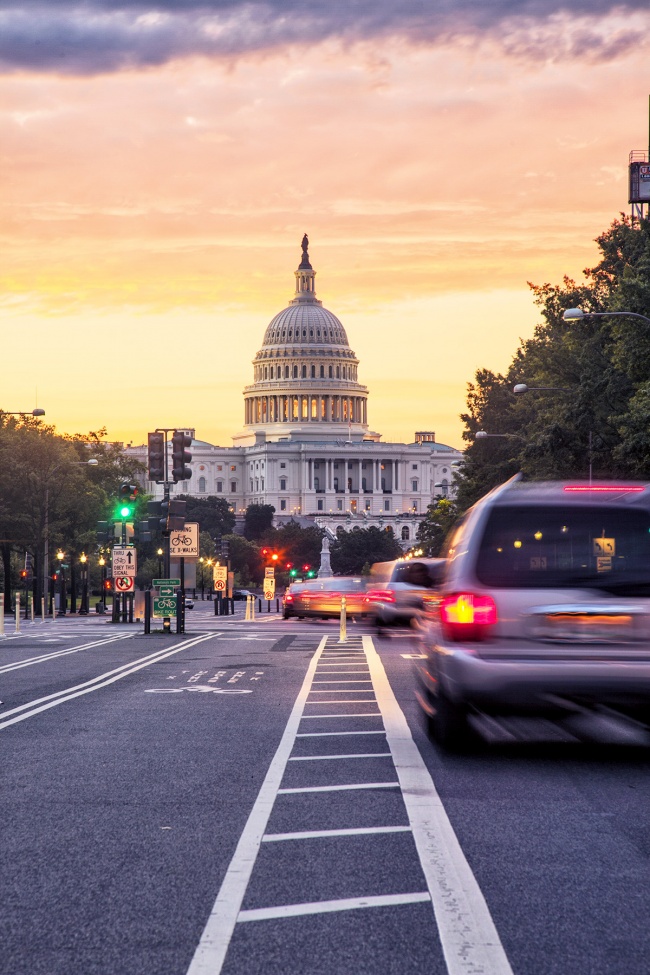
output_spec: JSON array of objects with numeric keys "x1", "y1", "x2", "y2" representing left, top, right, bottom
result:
[
  {"x1": 563, "y1": 307, "x2": 650, "y2": 326},
  {"x1": 513, "y1": 384, "x2": 571, "y2": 394},
  {"x1": 475, "y1": 431, "x2": 526, "y2": 442},
  {"x1": 1, "y1": 408, "x2": 46, "y2": 417},
  {"x1": 56, "y1": 550, "x2": 66, "y2": 616},
  {"x1": 79, "y1": 553, "x2": 89, "y2": 615}
]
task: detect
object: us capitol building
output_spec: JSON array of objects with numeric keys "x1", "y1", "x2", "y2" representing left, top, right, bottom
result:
[{"x1": 128, "y1": 236, "x2": 462, "y2": 547}]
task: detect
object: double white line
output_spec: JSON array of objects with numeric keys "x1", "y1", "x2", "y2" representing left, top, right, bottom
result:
[
  {"x1": 0, "y1": 632, "x2": 217, "y2": 732},
  {"x1": 0, "y1": 633, "x2": 135, "y2": 675}
]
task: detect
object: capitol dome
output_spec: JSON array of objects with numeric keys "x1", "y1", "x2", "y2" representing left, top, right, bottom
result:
[{"x1": 241, "y1": 235, "x2": 375, "y2": 444}]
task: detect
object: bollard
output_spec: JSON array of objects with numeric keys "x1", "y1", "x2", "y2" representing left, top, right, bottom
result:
[
  {"x1": 30, "y1": 597, "x2": 35, "y2": 623},
  {"x1": 0, "y1": 602, "x2": 4, "y2": 638},
  {"x1": 15, "y1": 593, "x2": 21, "y2": 634},
  {"x1": 338, "y1": 595, "x2": 347, "y2": 643},
  {"x1": 41, "y1": 597, "x2": 46, "y2": 622}
]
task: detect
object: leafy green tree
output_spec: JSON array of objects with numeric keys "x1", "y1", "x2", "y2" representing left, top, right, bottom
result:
[
  {"x1": 176, "y1": 495, "x2": 235, "y2": 538},
  {"x1": 330, "y1": 526, "x2": 402, "y2": 576},
  {"x1": 222, "y1": 534, "x2": 264, "y2": 586},
  {"x1": 416, "y1": 499, "x2": 459, "y2": 556},
  {"x1": 244, "y1": 504, "x2": 275, "y2": 540}
]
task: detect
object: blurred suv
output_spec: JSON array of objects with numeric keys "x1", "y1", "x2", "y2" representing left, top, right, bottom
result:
[
  {"x1": 416, "y1": 475, "x2": 650, "y2": 750},
  {"x1": 283, "y1": 578, "x2": 368, "y2": 619},
  {"x1": 366, "y1": 557, "x2": 445, "y2": 628}
]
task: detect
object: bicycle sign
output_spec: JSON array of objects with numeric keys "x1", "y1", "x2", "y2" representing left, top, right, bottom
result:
[
  {"x1": 169, "y1": 522, "x2": 199, "y2": 557},
  {"x1": 153, "y1": 595, "x2": 177, "y2": 618}
]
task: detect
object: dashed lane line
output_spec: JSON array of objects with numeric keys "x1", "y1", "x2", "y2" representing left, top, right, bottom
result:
[
  {"x1": 262, "y1": 825, "x2": 412, "y2": 842},
  {"x1": 287, "y1": 752, "x2": 392, "y2": 761},
  {"x1": 276, "y1": 782, "x2": 400, "y2": 794},
  {"x1": 237, "y1": 892, "x2": 432, "y2": 923},
  {"x1": 363, "y1": 633, "x2": 514, "y2": 975}
]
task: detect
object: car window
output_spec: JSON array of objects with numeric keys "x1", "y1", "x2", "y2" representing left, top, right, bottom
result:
[
  {"x1": 475, "y1": 504, "x2": 650, "y2": 593},
  {"x1": 392, "y1": 562, "x2": 436, "y2": 588}
]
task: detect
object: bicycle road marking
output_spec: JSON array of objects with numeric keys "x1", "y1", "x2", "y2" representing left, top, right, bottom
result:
[{"x1": 0, "y1": 633, "x2": 218, "y2": 731}]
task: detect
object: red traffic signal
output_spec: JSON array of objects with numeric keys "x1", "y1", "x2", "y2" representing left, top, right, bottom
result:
[
  {"x1": 271, "y1": 553, "x2": 279, "y2": 562},
  {"x1": 103, "y1": 579, "x2": 113, "y2": 592},
  {"x1": 20, "y1": 570, "x2": 28, "y2": 579},
  {"x1": 302, "y1": 564, "x2": 310, "y2": 571},
  {"x1": 261, "y1": 548, "x2": 269, "y2": 556},
  {"x1": 285, "y1": 562, "x2": 293, "y2": 569}
]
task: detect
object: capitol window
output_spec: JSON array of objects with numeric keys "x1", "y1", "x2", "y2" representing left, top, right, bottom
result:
[
  {"x1": 280, "y1": 478, "x2": 287, "y2": 490},
  {"x1": 231, "y1": 465, "x2": 237, "y2": 471},
  {"x1": 318, "y1": 500, "x2": 323, "y2": 511},
  {"x1": 285, "y1": 366, "x2": 289, "y2": 378},
  {"x1": 280, "y1": 499, "x2": 287, "y2": 511},
  {"x1": 302, "y1": 365, "x2": 307, "y2": 378},
  {"x1": 216, "y1": 480, "x2": 223, "y2": 492},
  {"x1": 329, "y1": 366, "x2": 333, "y2": 378},
  {"x1": 320, "y1": 365, "x2": 324, "y2": 377},
  {"x1": 198, "y1": 477, "x2": 206, "y2": 493},
  {"x1": 311, "y1": 365, "x2": 315, "y2": 378},
  {"x1": 231, "y1": 481, "x2": 237, "y2": 493}
]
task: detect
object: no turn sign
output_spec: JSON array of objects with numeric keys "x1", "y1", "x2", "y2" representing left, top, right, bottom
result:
[{"x1": 115, "y1": 576, "x2": 134, "y2": 593}]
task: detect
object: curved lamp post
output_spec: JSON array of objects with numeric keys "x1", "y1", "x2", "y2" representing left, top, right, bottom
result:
[
  {"x1": 513, "y1": 384, "x2": 571, "y2": 394},
  {"x1": 1, "y1": 408, "x2": 45, "y2": 418},
  {"x1": 563, "y1": 307, "x2": 650, "y2": 326},
  {"x1": 475, "y1": 431, "x2": 526, "y2": 442}
]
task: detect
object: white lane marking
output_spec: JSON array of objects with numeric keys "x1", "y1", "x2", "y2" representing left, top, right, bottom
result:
[
  {"x1": 296, "y1": 730, "x2": 386, "y2": 737},
  {"x1": 0, "y1": 633, "x2": 135, "y2": 674},
  {"x1": 288, "y1": 753, "x2": 392, "y2": 761},
  {"x1": 312, "y1": 680, "x2": 373, "y2": 684},
  {"x1": 363, "y1": 634, "x2": 515, "y2": 975},
  {"x1": 313, "y1": 670, "x2": 370, "y2": 674},
  {"x1": 301, "y1": 712, "x2": 382, "y2": 719},
  {"x1": 262, "y1": 825, "x2": 411, "y2": 842},
  {"x1": 238, "y1": 891, "x2": 431, "y2": 923},
  {"x1": 308, "y1": 690, "x2": 376, "y2": 694},
  {"x1": 277, "y1": 782, "x2": 399, "y2": 794},
  {"x1": 304, "y1": 699, "x2": 378, "y2": 704},
  {"x1": 0, "y1": 634, "x2": 218, "y2": 731},
  {"x1": 185, "y1": 635, "x2": 328, "y2": 975}
]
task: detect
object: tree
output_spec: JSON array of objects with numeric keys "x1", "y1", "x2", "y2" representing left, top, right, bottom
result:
[
  {"x1": 416, "y1": 499, "x2": 459, "y2": 556},
  {"x1": 244, "y1": 504, "x2": 275, "y2": 540},
  {"x1": 176, "y1": 495, "x2": 235, "y2": 538},
  {"x1": 330, "y1": 526, "x2": 402, "y2": 575},
  {"x1": 454, "y1": 215, "x2": 650, "y2": 511}
]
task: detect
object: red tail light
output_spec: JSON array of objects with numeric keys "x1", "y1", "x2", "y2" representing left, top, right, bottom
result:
[
  {"x1": 365, "y1": 589, "x2": 396, "y2": 604},
  {"x1": 440, "y1": 593, "x2": 498, "y2": 642},
  {"x1": 285, "y1": 594, "x2": 294, "y2": 603}
]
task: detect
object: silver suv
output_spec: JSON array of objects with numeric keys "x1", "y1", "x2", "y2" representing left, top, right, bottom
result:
[
  {"x1": 367, "y1": 557, "x2": 445, "y2": 628},
  {"x1": 416, "y1": 475, "x2": 650, "y2": 750}
]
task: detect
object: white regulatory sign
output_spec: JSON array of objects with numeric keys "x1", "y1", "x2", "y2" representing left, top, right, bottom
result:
[
  {"x1": 213, "y1": 566, "x2": 228, "y2": 586},
  {"x1": 169, "y1": 522, "x2": 199, "y2": 557},
  {"x1": 263, "y1": 579, "x2": 276, "y2": 600},
  {"x1": 112, "y1": 546, "x2": 137, "y2": 577}
]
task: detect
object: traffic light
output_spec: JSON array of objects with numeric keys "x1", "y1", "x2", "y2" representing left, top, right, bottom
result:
[
  {"x1": 147, "y1": 432, "x2": 165, "y2": 482},
  {"x1": 171, "y1": 430, "x2": 192, "y2": 483},
  {"x1": 261, "y1": 547, "x2": 269, "y2": 558},
  {"x1": 103, "y1": 578, "x2": 113, "y2": 593},
  {"x1": 159, "y1": 498, "x2": 186, "y2": 532},
  {"x1": 271, "y1": 553, "x2": 279, "y2": 562},
  {"x1": 133, "y1": 521, "x2": 152, "y2": 544},
  {"x1": 289, "y1": 568, "x2": 297, "y2": 578},
  {"x1": 117, "y1": 482, "x2": 138, "y2": 520},
  {"x1": 20, "y1": 570, "x2": 28, "y2": 582},
  {"x1": 222, "y1": 539, "x2": 230, "y2": 560},
  {"x1": 147, "y1": 500, "x2": 163, "y2": 531}
]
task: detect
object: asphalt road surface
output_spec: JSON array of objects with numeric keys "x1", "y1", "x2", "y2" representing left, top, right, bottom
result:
[{"x1": 2, "y1": 601, "x2": 650, "y2": 975}]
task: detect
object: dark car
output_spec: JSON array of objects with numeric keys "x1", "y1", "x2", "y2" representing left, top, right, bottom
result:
[
  {"x1": 416, "y1": 475, "x2": 650, "y2": 751},
  {"x1": 232, "y1": 589, "x2": 253, "y2": 601},
  {"x1": 366, "y1": 557, "x2": 445, "y2": 627}
]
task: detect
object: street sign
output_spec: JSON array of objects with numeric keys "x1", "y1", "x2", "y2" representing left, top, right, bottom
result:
[
  {"x1": 213, "y1": 565, "x2": 227, "y2": 592},
  {"x1": 158, "y1": 586, "x2": 175, "y2": 597},
  {"x1": 264, "y1": 567, "x2": 275, "y2": 579},
  {"x1": 263, "y1": 579, "x2": 276, "y2": 600},
  {"x1": 114, "y1": 576, "x2": 135, "y2": 593},
  {"x1": 169, "y1": 523, "x2": 199, "y2": 557},
  {"x1": 153, "y1": 578, "x2": 180, "y2": 587},
  {"x1": 112, "y1": 546, "x2": 137, "y2": 577},
  {"x1": 153, "y1": 595, "x2": 177, "y2": 618}
]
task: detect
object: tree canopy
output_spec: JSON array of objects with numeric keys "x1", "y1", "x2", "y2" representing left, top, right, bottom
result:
[
  {"x1": 455, "y1": 215, "x2": 650, "y2": 510},
  {"x1": 330, "y1": 526, "x2": 402, "y2": 575}
]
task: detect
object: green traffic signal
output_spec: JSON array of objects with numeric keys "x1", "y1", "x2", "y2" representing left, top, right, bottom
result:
[
  {"x1": 119, "y1": 504, "x2": 133, "y2": 519},
  {"x1": 289, "y1": 569, "x2": 297, "y2": 577}
]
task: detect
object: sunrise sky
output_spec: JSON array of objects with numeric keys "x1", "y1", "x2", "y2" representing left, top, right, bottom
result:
[{"x1": 2, "y1": 0, "x2": 650, "y2": 450}]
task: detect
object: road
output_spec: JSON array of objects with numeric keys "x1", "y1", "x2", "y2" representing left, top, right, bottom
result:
[{"x1": 2, "y1": 600, "x2": 650, "y2": 975}]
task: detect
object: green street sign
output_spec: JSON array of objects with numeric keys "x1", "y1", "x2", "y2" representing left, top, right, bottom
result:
[
  {"x1": 153, "y1": 578, "x2": 180, "y2": 587},
  {"x1": 158, "y1": 586, "x2": 175, "y2": 597},
  {"x1": 153, "y1": 595, "x2": 177, "y2": 618}
]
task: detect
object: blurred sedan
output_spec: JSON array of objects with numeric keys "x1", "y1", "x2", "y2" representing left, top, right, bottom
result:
[
  {"x1": 284, "y1": 578, "x2": 368, "y2": 619},
  {"x1": 366, "y1": 557, "x2": 445, "y2": 628}
]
